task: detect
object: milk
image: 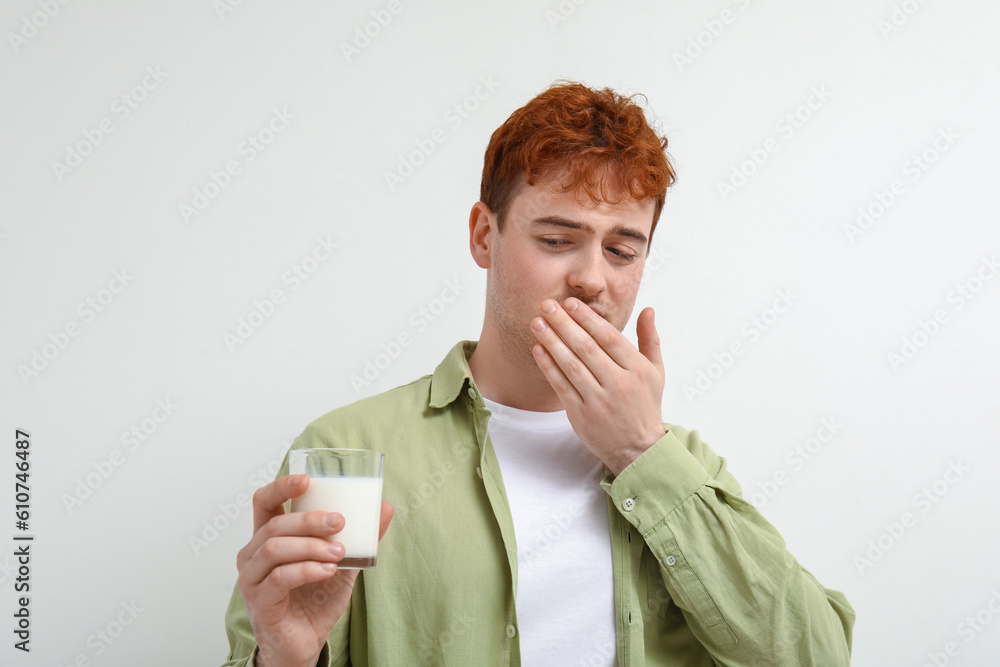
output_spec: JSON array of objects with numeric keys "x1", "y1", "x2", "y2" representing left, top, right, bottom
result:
[{"x1": 292, "y1": 476, "x2": 384, "y2": 566}]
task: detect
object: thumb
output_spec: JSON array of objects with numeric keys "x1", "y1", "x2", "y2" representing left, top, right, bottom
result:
[
  {"x1": 377, "y1": 502, "x2": 394, "y2": 541},
  {"x1": 637, "y1": 307, "x2": 663, "y2": 373}
]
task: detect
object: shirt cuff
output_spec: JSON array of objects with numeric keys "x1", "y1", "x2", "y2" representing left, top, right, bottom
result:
[
  {"x1": 601, "y1": 429, "x2": 710, "y2": 535},
  {"x1": 318, "y1": 641, "x2": 331, "y2": 667},
  {"x1": 246, "y1": 641, "x2": 332, "y2": 667}
]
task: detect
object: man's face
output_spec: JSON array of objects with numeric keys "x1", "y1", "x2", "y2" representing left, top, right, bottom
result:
[{"x1": 483, "y1": 173, "x2": 655, "y2": 365}]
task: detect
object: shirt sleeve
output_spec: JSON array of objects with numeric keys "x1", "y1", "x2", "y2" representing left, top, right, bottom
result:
[
  {"x1": 603, "y1": 426, "x2": 855, "y2": 666},
  {"x1": 219, "y1": 582, "x2": 257, "y2": 666}
]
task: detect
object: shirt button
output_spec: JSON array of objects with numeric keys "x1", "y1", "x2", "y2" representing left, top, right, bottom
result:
[
  {"x1": 665, "y1": 555, "x2": 676, "y2": 566},
  {"x1": 467, "y1": 387, "x2": 478, "y2": 400},
  {"x1": 506, "y1": 624, "x2": 516, "y2": 638},
  {"x1": 476, "y1": 466, "x2": 483, "y2": 479},
  {"x1": 622, "y1": 497, "x2": 635, "y2": 511}
]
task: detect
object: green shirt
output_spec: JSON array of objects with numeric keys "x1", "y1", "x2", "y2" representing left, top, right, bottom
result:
[{"x1": 223, "y1": 341, "x2": 854, "y2": 666}]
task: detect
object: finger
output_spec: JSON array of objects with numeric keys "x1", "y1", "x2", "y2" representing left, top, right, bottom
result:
[
  {"x1": 531, "y1": 311, "x2": 600, "y2": 394},
  {"x1": 242, "y1": 534, "x2": 345, "y2": 588},
  {"x1": 532, "y1": 342, "x2": 583, "y2": 405},
  {"x1": 241, "y1": 509, "x2": 345, "y2": 568},
  {"x1": 377, "y1": 502, "x2": 394, "y2": 542},
  {"x1": 636, "y1": 307, "x2": 663, "y2": 374},
  {"x1": 254, "y1": 560, "x2": 343, "y2": 608},
  {"x1": 251, "y1": 474, "x2": 310, "y2": 534},
  {"x1": 559, "y1": 298, "x2": 643, "y2": 372}
]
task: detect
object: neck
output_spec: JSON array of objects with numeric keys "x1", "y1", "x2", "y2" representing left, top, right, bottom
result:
[{"x1": 468, "y1": 327, "x2": 564, "y2": 412}]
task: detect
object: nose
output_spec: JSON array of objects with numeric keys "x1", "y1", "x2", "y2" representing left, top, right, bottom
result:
[{"x1": 567, "y1": 245, "x2": 607, "y2": 298}]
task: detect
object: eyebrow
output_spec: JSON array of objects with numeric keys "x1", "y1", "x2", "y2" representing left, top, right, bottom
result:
[{"x1": 531, "y1": 215, "x2": 648, "y2": 245}]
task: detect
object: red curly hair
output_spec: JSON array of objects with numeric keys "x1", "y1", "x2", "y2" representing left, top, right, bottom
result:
[{"x1": 480, "y1": 80, "x2": 676, "y2": 247}]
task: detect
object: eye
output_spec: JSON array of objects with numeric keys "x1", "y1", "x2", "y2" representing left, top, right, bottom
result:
[
  {"x1": 539, "y1": 238, "x2": 571, "y2": 248},
  {"x1": 607, "y1": 246, "x2": 637, "y2": 264}
]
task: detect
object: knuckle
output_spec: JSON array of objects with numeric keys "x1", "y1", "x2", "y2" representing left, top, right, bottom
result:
[
  {"x1": 268, "y1": 566, "x2": 288, "y2": 588},
  {"x1": 256, "y1": 518, "x2": 274, "y2": 541},
  {"x1": 577, "y1": 336, "x2": 598, "y2": 357},
  {"x1": 309, "y1": 539, "x2": 327, "y2": 560},
  {"x1": 309, "y1": 510, "x2": 331, "y2": 531},
  {"x1": 259, "y1": 537, "x2": 281, "y2": 560}
]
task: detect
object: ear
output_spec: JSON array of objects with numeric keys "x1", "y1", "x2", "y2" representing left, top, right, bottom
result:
[{"x1": 469, "y1": 201, "x2": 495, "y2": 269}]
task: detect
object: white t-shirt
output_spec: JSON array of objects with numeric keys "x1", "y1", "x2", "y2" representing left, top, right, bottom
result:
[{"x1": 484, "y1": 397, "x2": 617, "y2": 667}]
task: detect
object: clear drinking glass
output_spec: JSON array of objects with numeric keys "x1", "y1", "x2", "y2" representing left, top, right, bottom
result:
[{"x1": 289, "y1": 448, "x2": 385, "y2": 569}]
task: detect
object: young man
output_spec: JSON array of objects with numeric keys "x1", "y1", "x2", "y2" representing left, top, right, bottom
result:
[{"x1": 222, "y1": 82, "x2": 855, "y2": 667}]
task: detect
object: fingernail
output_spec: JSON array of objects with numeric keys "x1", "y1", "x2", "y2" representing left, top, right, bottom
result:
[
  {"x1": 531, "y1": 318, "x2": 546, "y2": 332},
  {"x1": 321, "y1": 562, "x2": 337, "y2": 572},
  {"x1": 290, "y1": 474, "x2": 304, "y2": 486},
  {"x1": 328, "y1": 542, "x2": 345, "y2": 558},
  {"x1": 541, "y1": 300, "x2": 556, "y2": 314},
  {"x1": 564, "y1": 299, "x2": 578, "y2": 311},
  {"x1": 324, "y1": 513, "x2": 341, "y2": 527}
]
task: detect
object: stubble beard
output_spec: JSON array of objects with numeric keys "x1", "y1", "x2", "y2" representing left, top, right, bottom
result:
[
  {"x1": 489, "y1": 253, "x2": 548, "y2": 378},
  {"x1": 488, "y1": 261, "x2": 627, "y2": 380}
]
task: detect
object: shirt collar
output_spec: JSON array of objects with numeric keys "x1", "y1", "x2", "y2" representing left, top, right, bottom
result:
[{"x1": 428, "y1": 340, "x2": 479, "y2": 408}]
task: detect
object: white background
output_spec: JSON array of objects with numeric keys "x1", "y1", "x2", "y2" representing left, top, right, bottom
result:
[{"x1": 1, "y1": 1, "x2": 998, "y2": 665}]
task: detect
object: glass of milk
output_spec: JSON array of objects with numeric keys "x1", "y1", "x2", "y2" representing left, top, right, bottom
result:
[{"x1": 289, "y1": 448, "x2": 385, "y2": 569}]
